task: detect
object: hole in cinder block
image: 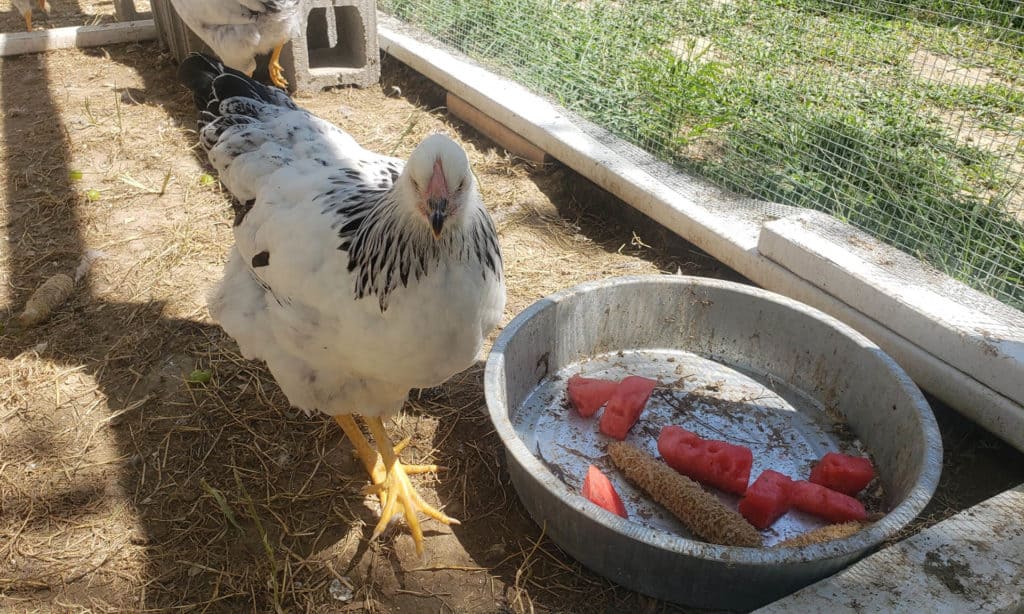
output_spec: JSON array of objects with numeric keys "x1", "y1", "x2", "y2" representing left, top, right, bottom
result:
[{"x1": 306, "y1": 6, "x2": 367, "y2": 70}]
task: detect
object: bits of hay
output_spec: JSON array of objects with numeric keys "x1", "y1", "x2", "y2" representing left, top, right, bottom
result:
[
  {"x1": 17, "y1": 273, "x2": 75, "y2": 327},
  {"x1": 608, "y1": 441, "x2": 762, "y2": 548},
  {"x1": 776, "y1": 521, "x2": 864, "y2": 548}
]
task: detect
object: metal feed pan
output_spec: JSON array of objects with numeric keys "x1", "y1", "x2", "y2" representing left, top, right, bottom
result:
[{"x1": 484, "y1": 275, "x2": 942, "y2": 610}]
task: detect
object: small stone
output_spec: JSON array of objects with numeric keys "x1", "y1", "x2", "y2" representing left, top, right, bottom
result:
[{"x1": 328, "y1": 577, "x2": 353, "y2": 602}]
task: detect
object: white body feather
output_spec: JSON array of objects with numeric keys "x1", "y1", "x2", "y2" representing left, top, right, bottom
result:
[
  {"x1": 198, "y1": 74, "x2": 506, "y2": 418},
  {"x1": 170, "y1": 0, "x2": 300, "y2": 75}
]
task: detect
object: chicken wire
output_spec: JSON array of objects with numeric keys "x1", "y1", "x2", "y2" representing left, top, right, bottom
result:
[{"x1": 378, "y1": 0, "x2": 1024, "y2": 310}]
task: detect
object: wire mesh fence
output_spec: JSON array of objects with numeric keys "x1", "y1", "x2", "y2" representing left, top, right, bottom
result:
[{"x1": 379, "y1": 0, "x2": 1024, "y2": 309}]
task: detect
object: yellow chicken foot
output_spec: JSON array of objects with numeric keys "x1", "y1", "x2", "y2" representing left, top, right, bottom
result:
[
  {"x1": 268, "y1": 43, "x2": 288, "y2": 89},
  {"x1": 334, "y1": 415, "x2": 440, "y2": 512},
  {"x1": 364, "y1": 416, "x2": 458, "y2": 555},
  {"x1": 23, "y1": 10, "x2": 32, "y2": 31}
]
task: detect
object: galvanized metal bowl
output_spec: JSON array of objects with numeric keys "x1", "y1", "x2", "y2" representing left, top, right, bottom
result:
[{"x1": 484, "y1": 275, "x2": 942, "y2": 611}]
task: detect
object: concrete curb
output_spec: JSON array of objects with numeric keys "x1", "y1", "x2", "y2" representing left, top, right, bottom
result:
[
  {"x1": 755, "y1": 483, "x2": 1024, "y2": 613},
  {"x1": 0, "y1": 21, "x2": 156, "y2": 57}
]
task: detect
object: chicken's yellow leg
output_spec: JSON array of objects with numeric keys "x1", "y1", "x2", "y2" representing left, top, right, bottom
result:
[
  {"x1": 364, "y1": 416, "x2": 458, "y2": 555},
  {"x1": 335, "y1": 414, "x2": 390, "y2": 508},
  {"x1": 334, "y1": 415, "x2": 439, "y2": 511},
  {"x1": 268, "y1": 43, "x2": 288, "y2": 89},
  {"x1": 23, "y1": 10, "x2": 32, "y2": 31},
  {"x1": 38, "y1": 0, "x2": 46, "y2": 9}
]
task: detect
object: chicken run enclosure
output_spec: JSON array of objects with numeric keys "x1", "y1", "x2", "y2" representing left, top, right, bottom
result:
[
  {"x1": 1, "y1": 0, "x2": 1024, "y2": 612},
  {"x1": 379, "y1": 0, "x2": 1024, "y2": 309}
]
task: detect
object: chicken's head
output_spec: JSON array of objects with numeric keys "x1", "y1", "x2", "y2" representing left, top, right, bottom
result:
[{"x1": 403, "y1": 134, "x2": 476, "y2": 239}]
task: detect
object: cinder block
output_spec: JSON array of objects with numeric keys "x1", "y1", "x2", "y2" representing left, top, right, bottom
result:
[
  {"x1": 150, "y1": 0, "x2": 212, "y2": 62},
  {"x1": 281, "y1": 0, "x2": 381, "y2": 93}
]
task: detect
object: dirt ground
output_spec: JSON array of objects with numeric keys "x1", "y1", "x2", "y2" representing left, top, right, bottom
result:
[{"x1": 0, "y1": 41, "x2": 1022, "y2": 613}]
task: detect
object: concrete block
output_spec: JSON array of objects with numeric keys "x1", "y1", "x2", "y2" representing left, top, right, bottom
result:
[
  {"x1": 756, "y1": 484, "x2": 1024, "y2": 613},
  {"x1": 281, "y1": 0, "x2": 380, "y2": 93}
]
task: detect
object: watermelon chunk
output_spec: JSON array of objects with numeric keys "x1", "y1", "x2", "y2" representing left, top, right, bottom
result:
[
  {"x1": 657, "y1": 426, "x2": 753, "y2": 496},
  {"x1": 598, "y1": 376, "x2": 658, "y2": 440},
  {"x1": 738, "y1": 469, "x2": 793, "y2": 529},
  {"x1": 566, "y1": 375, "x2": 620, "y2": 418},
  {"x1": 809, "y1": 452, "x2": 875, "y2": 496},
  {"x1": 790, "y1": 480, "x2": 867, "y2": 523},
  {"x1": 581, "y1": 465, "x2": 628, "y2": 518}
]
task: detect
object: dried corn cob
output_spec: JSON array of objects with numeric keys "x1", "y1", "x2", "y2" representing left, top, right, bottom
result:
[
  {"x1": 17, "y1": 273, "x2": 74, "y2": 327},
  {"x1": 608, "y1": 441, "x2": 762, "y2": 548},
  {"x1": 776, "y1": 521, "x2": 864, "y2": 548}
]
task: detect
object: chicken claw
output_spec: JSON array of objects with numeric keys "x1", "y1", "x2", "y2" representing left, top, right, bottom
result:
[
  {"x1": 268, "y1": 43, "x2": 288, "y2": 89},
  {"x1": 365, "y1": 417, "x2": 458, "y2": 555}
]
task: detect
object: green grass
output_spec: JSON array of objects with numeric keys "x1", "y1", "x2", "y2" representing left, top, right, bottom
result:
[{"x1": 381, "y1": 0, "x2": 1024, "y2": 308}]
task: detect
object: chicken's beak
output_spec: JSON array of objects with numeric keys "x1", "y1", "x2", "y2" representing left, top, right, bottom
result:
[
  {"x1": 429, "y1": 204, "x2": 446, "y2": 237},
  {"x1": 426, "y1": 159, "x2": 449, "y2": 239}
]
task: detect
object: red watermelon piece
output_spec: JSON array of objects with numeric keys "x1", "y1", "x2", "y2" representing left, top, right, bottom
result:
[
  {"x1": 809, "y1": 452, "x2": 875, "y2": 496},
  {"x1": 566, "y1": 374, "x2": 620, "y2": 418},
  {"x1": 581, "y1": 465, "x2": 628, "y2": 518},
  {"x1": 657, "y1": 426, "x2": 753, "y2": 496},
  {"x1": 738, "y1": 469, "x2": 793, "y2": 529},
  {"x1": 598, "y1": 376, "x2": 658, "y2": 440},
  {"x1": 790, "y1": 480, "x2": 867, "y2": 523}
]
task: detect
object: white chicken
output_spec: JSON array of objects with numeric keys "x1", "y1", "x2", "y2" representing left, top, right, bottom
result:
[
  {"x1": 11, "y1": 0, "x2": 46, "y2": 31},
  {"x1": 169, "y1": 0, "x2": 300, "y2": 89},
  {"x1": 178, "y1": 53, "x2": 506, "y2": 554}
]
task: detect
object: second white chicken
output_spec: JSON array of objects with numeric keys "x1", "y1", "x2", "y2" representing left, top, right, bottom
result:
[{"x1": 170, "y1": 0, "x2": 300, "y2": 88}]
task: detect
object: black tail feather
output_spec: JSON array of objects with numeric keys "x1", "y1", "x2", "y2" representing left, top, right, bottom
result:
[
  {"x1": 178, "y1": 52, "x2": 297, "y2": 117},
  {"x1": 177, "y1": 53, "x2": 232, "y2": 112}
]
